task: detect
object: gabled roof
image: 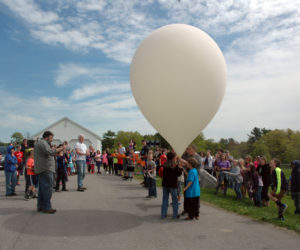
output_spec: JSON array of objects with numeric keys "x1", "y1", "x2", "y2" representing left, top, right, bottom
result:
[{"x1": 31, "y1": 117, "x2": 101, "y2": 140}]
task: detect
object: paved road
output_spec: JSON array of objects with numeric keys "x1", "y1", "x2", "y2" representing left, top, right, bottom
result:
[{"x1": 0, "y1": 171, "x2": 299, "y2": 250}]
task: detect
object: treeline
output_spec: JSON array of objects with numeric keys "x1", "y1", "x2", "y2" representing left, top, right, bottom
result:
[
  {"x1": 3, "y1": 128, "x2": 299, "y2": 164},
  {"x1": 101, "y1": 127, "x2": 300, "y2": 163}
]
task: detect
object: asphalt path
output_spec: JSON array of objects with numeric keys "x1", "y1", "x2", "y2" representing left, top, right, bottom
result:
[{"x1": 0, "y1": 171, "x2": 299, "y2": 250}]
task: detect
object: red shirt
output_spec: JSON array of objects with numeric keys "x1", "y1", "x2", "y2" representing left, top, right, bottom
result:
[
  {"x1": 14, "y1": 151, "x2": 23, "y2": 164},
  {"x1": 26, "y1": 158, "x2": 35, "y2": 175},
  {"x1": 160, "y1": 154, "x2": 167, "y2": 166}
]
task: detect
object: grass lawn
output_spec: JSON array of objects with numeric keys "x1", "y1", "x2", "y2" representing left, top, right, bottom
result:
[{"x1": 134, "y1": 168, "x2": 300, "y2": 234}]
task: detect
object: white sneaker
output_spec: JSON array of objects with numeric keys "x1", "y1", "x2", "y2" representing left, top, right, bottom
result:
[{"x1": 106, "y1": 171, "x2": 109, "y2": 174}]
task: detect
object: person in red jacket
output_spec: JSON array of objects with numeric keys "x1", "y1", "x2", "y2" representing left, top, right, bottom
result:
[{"x1": 14, "y1": 145, "x2": 23, "y2": 185}]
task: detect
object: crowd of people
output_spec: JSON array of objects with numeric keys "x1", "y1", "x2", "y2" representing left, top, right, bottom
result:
[{"x1": 0, "y1": 132, "x2": 299, "y2": 221}]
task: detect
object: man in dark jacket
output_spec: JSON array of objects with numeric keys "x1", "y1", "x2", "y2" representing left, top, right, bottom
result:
[
  {"x1": 34, "y1": 131, "x2": 65, "y2": 214},
  {"x1": 4, "y1": 145, "x2": 18, "y2": 196},
  {"x1": 161, "y1": 152, "x2": 183, "y2": 219},
  {"x1": 291, "y1": 160, "x2": 300, "y2": 214}
]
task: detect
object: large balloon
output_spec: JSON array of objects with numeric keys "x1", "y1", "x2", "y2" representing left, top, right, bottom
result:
[{"x1": 130, "y1": 24, "x2": 227, "y2": 156}]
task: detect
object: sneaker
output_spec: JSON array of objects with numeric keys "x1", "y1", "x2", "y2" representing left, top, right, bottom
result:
[
  {"x1": 11, "y1": 193, "x2": 17, "y2": 196},
  {"x1": 62, "y1": 189, "x2": 69, "y2": 192},
  {"x1": 24, "y1": 195, "x2": 30, "y2": 201},
  {"x1": 145, "y1": 196, "x2": 152, "y2": 199},
  {"x1": 43, "y1": 209, "x2": 56, "y2": 214},
  {"x1": 82, "y1": 187, "x2": 87, "y2": 190},
  {"x1": 77, "y1": 188, "x2": 84, "y2": 192}
]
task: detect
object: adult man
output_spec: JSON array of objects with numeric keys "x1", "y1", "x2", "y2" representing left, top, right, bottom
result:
[
  {"x1": 186, "y1": 145, "x2": 201, "y2": 175},
  {"x1": 75, "y1": 135, "x2": 88, "y2": 192},
  {"x1": 34, "y1": 131, "x2": 65, "y2": 214}
]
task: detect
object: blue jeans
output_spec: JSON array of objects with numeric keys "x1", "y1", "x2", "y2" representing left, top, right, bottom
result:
[
  {"x1": 37, "y1": 171, "x2": 53, "y2": 210},
  {"x1": 148, "y1": 178, "x2": 157, "y2": 197},
  {"x1": 254, "y1": 186, "x2": 262, "y2": 206},
  {"x1": 161, "y1": 187, "x2": 178, "y2": 219},
  {"x1": 76, "y1": 160, "x2": 86, "y2": 188},
  {"x1": 5, "y1": 171, "x2": 17, "y2": 195},
  {"x1": 234, "y1": 182, "x2": 242, "y2": 200}
]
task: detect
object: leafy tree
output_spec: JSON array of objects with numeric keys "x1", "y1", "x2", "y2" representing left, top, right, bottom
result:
[
  {"x1": 154, "y1": 133, "x2": 171, "y2": 149},
  {"x1": 114, "y1": 131, "x2": 144, "y2": 150},
  {"x1": 248, "y1": 127, "x2": 271, "y2": 144},
  {"x1": 251, "y1": 141, "x2": 271, "y2": 161},
  {"x1": 102, "y1": 130, "x2": 116, "y2": 151},
  {"x1": 191, "y1": 133, "x2": 206, "y2": 152},
  {"x1": 11, "y1": 132, "x2": 24, "y2": 145}
]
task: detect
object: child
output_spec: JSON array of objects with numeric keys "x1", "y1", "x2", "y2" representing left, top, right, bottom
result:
[
  {"x1": 95, "y1": 150, "x2": 102, "y2": 174},
  {"x1": 161, "y1": 152, "x2": 183, "y2": 219},
  {"x1": 24, "y1": 150, "x2": 37, "y2": 200},
  {"x1": 126, "y1": 149, "x2": 136, "y2": 181},
  {"x1": 14, "y1": 145, "x2": 23, "y2": 185},
  {"x1": 55, "y1": 150, "x2": 68, "y2": 192},
  {"x1": 223, "y1": 159, "x2": 243, "y2": 200},
  {"x1": 183, "y1": 158, "x2": 200, "y2": 220},
  {"x1": 102, "y1": 150, "x2": 108, "y2": 174},
  {"x1": 250, "y1": 164, "x2": 262, "y2": 207},
  {"x1": 269, "y1": 159, "x2": 288, "y2": 221},
  {"x1": 4, "y1": 145, "x2": 18, "y2": 196},
  {"x1": 291, "y1": 160, "x2": 300, "y2": 214},
  {"x1": 113, "y1": 149, "x2": 118, "y2": 175},
  {"x1": 146, "y1": 152, "x2": 157, "y2": 198}
]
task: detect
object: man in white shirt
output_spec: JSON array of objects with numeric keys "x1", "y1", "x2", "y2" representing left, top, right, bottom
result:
[{"x1": 75, "y1": 135, "x2": 88, "y2": 192}]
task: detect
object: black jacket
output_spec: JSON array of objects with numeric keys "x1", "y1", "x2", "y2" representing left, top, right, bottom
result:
[
  {"x1": 291, "y1": 160, "x2": 300, "y2": 193},
  {"x1": 257, "y1": 164, "x2": 272, "y2": 186},
  {"x1": 162, "y1": 161, "x2": 183, "y2": 188}
]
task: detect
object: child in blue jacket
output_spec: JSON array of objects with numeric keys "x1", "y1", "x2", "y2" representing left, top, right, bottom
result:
[{"x1": 4, "y1": 145, "x2": 18, "y2": 196}]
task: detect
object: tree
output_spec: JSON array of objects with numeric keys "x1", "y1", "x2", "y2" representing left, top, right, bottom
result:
[
  {"x1": 247, "y1": 127, "x2": 271, "y2": 144},
  {"x1": 154, "y1": 133, "x2": 171, "y2": 149},
  {"x1": 101, "y1": 130, "x2": 116, "y2": 151},
  {"x1": 114, "y1": 131, "x2": 144, "y2": 150},
  {"x1": 11, "y1": 132, "x2": 24, "y2": 145},
  {"x1": 191, "y1": 133, "x2": 206, "y2": 152}
]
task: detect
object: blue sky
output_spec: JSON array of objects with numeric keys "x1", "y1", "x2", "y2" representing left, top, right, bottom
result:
[{"x1": 0, "y1": 0, "x2": 299, "y2": 143}]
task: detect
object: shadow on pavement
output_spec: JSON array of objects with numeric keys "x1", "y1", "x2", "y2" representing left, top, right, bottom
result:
[{"x1": 3, "y1": 209, "x2": 144, "y2": 237}]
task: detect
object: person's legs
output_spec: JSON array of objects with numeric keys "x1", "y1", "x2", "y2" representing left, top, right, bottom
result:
[
  {"x1": 5, "y1": 171, "x2": 12, "y2": 196},
  {"x1": 256, "y1": 186, "x2": 262, "y2": 206},
  {"x1": 234, "y1": 182, "x2": 242, "y2": 200},
  {"x1": 76, "y1": 160, "x2": 83, "y2": 189},
  {"x1": 37, "y1": 171, "x2": 53, "y2": 211},
  {"x1": 170, "y1": 188, "x2": 179, "y2": 218},
  {"x1": 293, "y1": 192, "x2": 300, "y2": 214},
  {"x1": 11, "y1": 171, "x2": 17, "y2": 194},
  {"x1": 161, "y1": 187, "x2": 169, "y2": 218},
  {"x1": 55, "y1": 168, "x2": 61, "y2": 190}
]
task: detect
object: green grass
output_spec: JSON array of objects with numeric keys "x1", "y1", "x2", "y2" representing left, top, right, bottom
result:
[
  {"x1": 201, "y1": 188, "x2": 300, "y2": 234},
  {"x1": 134, "y1": 168, "x2": 300, "y2": 234}
]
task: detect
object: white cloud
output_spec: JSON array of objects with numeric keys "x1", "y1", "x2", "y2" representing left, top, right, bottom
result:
[
  {"x1": 0, "y1": 0, "x2": 59, "y2": 25},
  {"x1": 54, "y1": 63, "x2": 123, "y2": 86},
  {"x1": 70, "y1": 83, "x2": 131, "y2": 100},
  {"x1": 1, "y1": 0, "x2": 300, "y2": 142}
]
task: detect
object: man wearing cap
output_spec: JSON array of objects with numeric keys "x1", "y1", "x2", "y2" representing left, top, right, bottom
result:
[{"x1": 34, "y1": 131, "x2": 65, "y2": 214}]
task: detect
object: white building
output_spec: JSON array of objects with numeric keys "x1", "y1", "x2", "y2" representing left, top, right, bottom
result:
[{"x1": 31, "y1": 117, "x2": 102, "y2": 151}]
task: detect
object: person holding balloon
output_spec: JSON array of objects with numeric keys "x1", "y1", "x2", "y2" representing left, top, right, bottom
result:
[{"x1": 161, "y1": 152, "x2": 183, "y2": 219}]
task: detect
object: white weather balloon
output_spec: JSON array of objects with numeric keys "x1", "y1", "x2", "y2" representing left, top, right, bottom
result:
[{"x1": 130, "y1": 24, "x2": 227, "y2": 156}]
